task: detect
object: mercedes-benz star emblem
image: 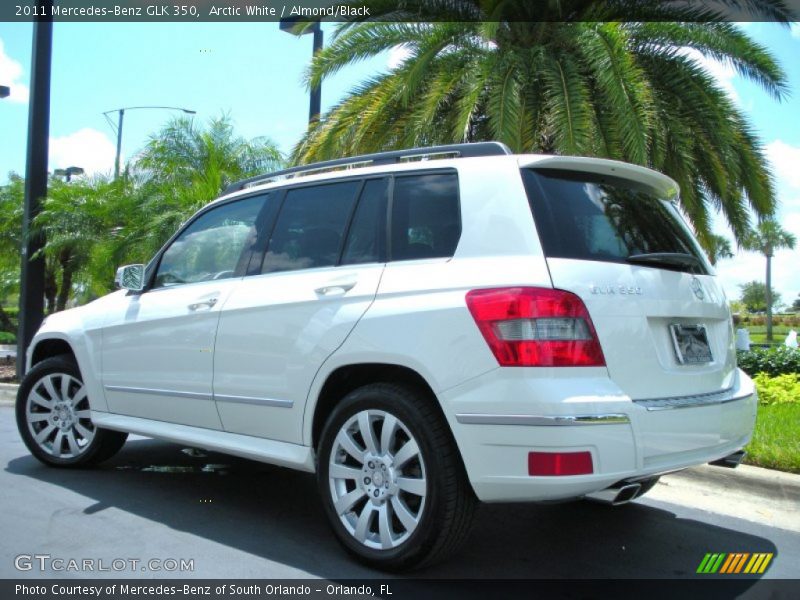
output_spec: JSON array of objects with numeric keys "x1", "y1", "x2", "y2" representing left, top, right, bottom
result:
[{"x1": 690, "y1": 277, "x2": 705, "y2": 301}]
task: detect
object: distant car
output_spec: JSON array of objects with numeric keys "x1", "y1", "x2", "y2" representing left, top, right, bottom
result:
[{"x1": 17, "y1": 142, "x2": 756, "y2": 570}]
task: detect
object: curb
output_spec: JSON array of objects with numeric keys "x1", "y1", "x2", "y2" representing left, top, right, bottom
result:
[
  {"x1": 653, "y1": 463, "x2": 800, "y2": 532},
  {"x1": 0, "y1": 383, "x2": 17, "y2": 405}
]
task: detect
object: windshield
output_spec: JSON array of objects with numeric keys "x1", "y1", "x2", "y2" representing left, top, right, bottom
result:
[{"x1": 522, "y1": 168, "x2": 708, "y2": 274}]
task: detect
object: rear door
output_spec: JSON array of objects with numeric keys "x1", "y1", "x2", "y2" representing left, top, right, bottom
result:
[{"x1": 212, "y1": 177, "x2": 388, "y2": 443}]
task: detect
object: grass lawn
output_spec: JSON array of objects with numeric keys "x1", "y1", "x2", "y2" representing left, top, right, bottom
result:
[
  {"x1": 744, "y1": 403, "x2": 800, "y2": 474},
  {"x1": 745, "y1": 325, "x2": 792, "y2": 346}
]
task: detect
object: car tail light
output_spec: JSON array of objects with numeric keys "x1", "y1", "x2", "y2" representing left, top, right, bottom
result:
[
  {"x1": 528, "y1": 451, "x2": 594, "y2": 476},
  {"x1": 465, "y1": 287, "x2": 605, "y2": 367}
]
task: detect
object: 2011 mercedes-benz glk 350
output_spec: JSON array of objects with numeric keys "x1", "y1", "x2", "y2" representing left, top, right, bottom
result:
[{"x1": 17, "y1": 142, "x2": 756, "y2": 570}]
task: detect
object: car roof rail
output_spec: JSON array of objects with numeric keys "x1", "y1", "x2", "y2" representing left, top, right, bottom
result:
[{"x1": 224, "y1": 141, "x2": 513, "y2": 194}]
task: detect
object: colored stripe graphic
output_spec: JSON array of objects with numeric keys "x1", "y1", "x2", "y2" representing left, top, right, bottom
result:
[{"x1": 698, "y1": 553, "x2": 774, "y2": 574}]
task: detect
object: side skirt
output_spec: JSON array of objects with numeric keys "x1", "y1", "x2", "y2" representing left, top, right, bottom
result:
[{"x1": 91, "y1": 411, "x2": 315, "y2": 473}]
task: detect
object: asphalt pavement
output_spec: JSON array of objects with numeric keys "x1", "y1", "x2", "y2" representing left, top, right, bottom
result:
[{"x1": 1, "y1": 404, "x2": 798, "y2": 586}]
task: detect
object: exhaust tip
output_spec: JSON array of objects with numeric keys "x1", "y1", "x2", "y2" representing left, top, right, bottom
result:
[
  {"x1": 709, "y1": 450, "x2": 746, "y2": 469},
  {"x1": 586, "y1": 482, "x2": 642, "y2": 506}
]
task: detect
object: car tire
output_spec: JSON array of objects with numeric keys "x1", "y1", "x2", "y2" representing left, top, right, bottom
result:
[
  {"x1": 16, "y1": 355, "x2": 128, "y2": 468},
  {"x1": 317, "y1": 382, "x2": 476, "y2": 571}
]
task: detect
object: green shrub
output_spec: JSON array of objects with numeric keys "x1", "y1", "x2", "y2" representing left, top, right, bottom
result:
[
  {"x1": 753, "y1": 373, "x2": 800, "y2": 405},
  {"x1": 0, "y1": 331, "x2": 15, "y2": 344},
  {"x1": 738, "y1": 346, "x2": 800, "y2": 377}
]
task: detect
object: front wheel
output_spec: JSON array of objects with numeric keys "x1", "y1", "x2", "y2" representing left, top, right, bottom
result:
[
  {"x1": 317, "y1": 383, "x2": 476, "y2": 571},
  {"x1": 16, "y1": 355, "x2": 128, "y2": 467}
]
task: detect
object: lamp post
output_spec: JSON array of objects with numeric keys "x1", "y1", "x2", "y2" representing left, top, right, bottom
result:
[
  {"x1": 279, "y1": 19, "x2": 323, "y2": 123},
  {"x1": 53, "y1": 166, "x2": 84, "y2": 182},
  {"x1": 17, "y1": 0, "x2": 53, "y2": 379},
  {"x1": 103, "y1": 106, "x2": 196, "y2": 178}
]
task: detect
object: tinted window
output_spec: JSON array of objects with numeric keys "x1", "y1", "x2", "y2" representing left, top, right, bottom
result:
[
  {"x1": 262, "y1": 181, "x2": 359, "y2": 273},
  {"x1": 522, "y1": 169, "x2": 707, "y2": 273},
  {"x1": 391, "y1": 173, "x2": 460, "y2": 261},
  {"x1": 342, "y1": 178, "x2": 388, "y2": 265},
  {"x1": 154, "y1": 195, "x2": 265, "y2": 288}
]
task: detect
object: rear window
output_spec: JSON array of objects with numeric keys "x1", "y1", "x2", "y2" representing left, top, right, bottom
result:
[
  {"x1": 391, "y1": 172, "x2": 461, "y2": 261},
  {"x1": 522, "y1": 169, "x2": 707, "y2": 274}
]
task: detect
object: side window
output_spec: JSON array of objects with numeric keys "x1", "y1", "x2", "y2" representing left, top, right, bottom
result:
[
  {"x1": 154, "y1": 195, "x2": 265, "y2": 288},
  {"x1": 391, "y1": 172, "x2": 460, "y2": 261},
  {"x1": 341, "y1": 178, "x2": 388, "y2": 265},
  {"x1": 262, "y1": 181, "x2": 360, "y2": 273}
]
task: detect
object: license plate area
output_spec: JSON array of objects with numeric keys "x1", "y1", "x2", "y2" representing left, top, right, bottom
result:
[{"x1": 669, "y1": 323, "x2": 713, "y2": 364}]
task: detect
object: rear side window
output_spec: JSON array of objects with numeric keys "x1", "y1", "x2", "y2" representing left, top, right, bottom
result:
[
  {"x1": 391, "y1": 172, "x2": 460, "y2": 261},
  {"x1": 522, "y1": 169, "x2": 707, "y2": 273},
  {"x1": 262, "y1": 181, "x2": 360, "y2": 273}
]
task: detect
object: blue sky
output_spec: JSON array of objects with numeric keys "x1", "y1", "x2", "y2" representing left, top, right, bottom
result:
[{"x1": 0, "y1": 21, "x2": 798, "y2": 313}]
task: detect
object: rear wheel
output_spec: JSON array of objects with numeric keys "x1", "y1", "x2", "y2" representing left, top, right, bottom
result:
[
  {"x1": 16, "y1": 355, "x2": 128, "y2": 467},
  {"x1": 317, "y1": 383, "x2": 476, "y2": 571}
]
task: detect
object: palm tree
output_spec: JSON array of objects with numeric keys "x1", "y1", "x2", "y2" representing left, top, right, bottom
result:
[
  {"x1": 128, "y1": 115, "x2": 284, "y2": 264},
  {"x1": 704, "y1": 234, "x2": 734, "y2": 266},
  {"x1": 741, "y1": 219, "x2": 797, "y2": 342},
  {"x1": 293, "y1": 0, "x2": 791, "y2": 244},
  {"x1": 26, "y1": 116, "x2": 284, "y2": 309}
]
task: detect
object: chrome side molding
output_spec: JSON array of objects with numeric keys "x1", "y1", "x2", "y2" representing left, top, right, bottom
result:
[
  {"x1": 104, "y1": 385, "x2": 293, "y2": 408},
  {"x1": 455, "y1": 413, "x2": 630, "y2": 426},
  {"x1": 104, "y1": 385, "x2": 212, "y2": 401}
]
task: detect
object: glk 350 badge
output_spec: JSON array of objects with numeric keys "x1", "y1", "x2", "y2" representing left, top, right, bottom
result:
[{"x1": 590, "y1": 285, "x2": 643, "y2": 295}]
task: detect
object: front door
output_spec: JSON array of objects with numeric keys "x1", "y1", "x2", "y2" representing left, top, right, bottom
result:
[{"x1": 101, "y1": 194, "x2": 267, "y2": 429}]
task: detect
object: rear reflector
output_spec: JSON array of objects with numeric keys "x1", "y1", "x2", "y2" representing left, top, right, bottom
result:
[
  {"x1": 528, "y1": 451, "x2": 594, "y2": 476},
  {"x1": 465, "y1": 287, "x2": 606, "y2": 367}
]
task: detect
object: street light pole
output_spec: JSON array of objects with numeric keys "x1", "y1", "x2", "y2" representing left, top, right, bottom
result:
[
  {"x1": 114, "y1": 109, "x2": 125, "y2": 179},
  {"x1": 279, "y1": 19, "x2": 323, "y2": 124},
  {"x1": 103, "y1": 105, "x2": 196, "y2": 179},
  {"x1": 17, "y1": 1, "x2": 53, "y2": 378}
]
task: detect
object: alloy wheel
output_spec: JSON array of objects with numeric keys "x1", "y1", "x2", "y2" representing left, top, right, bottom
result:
[
  {"x1": 25, "y1": 373, "x2": 95, "y2": 458},
  {"x1": 328, "y1": 409, "x2": 427, "y2": 550}
]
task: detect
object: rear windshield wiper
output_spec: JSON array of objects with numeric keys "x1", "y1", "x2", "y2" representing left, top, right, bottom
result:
[{"x1": 626, "y1": 252, "x2": 703, "y2": 270}]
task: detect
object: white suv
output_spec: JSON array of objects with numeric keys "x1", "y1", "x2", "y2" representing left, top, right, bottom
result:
[{"x1": 16, "y1": 142, "x2": 757, "y2": 570}]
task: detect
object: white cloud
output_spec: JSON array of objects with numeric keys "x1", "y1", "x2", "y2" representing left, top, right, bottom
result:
[
  {"x1": 766, "y1": 140, "x2": 800, "y2": 191},
  {"x1": 709, "y1": 139, "x2": 800, "y2": 307},
  {"x1": 791, "y1": 23, "x2": 800, "y2": 39},
  {"x1": 681, "y1": 48, "x2": 740, "y2": 105},
  {"x1": 387, "y1": 45, "x2": 411, "y2": 69},
  {"x1": 49, "y1": 128, "x2": 117, "y2": 177},
  {"x1": 0, "y1": 38, "x2": 29, "y2": 104}
]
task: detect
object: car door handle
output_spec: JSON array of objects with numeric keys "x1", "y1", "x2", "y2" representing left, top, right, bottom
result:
[
  {"x1": 188, "y1": 297, "x2": 218, "y2": 311},
  {"x1": 314, "y1": 281, "x2": 357, "y2": 296}
]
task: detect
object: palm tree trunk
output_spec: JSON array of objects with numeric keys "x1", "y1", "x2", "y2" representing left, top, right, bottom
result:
[{"x1": 765, "y1": 252, "x2": 773, "y2": 343}]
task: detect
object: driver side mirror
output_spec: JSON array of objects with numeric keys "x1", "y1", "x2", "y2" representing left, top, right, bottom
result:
[{"x1": 115, "y1": 264, "x2": 145, "y2": 292}]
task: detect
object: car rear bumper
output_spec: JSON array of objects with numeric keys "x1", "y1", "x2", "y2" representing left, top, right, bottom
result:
[{"x1": 440, "y1": 367, "x2": 757, "y2": 502}]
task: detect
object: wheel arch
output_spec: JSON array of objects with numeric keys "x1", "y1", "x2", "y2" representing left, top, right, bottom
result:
[
  {"x1": 29, "y1": 336, "x2": 77, "y2": 369},
  {"x1": 309, "y1": 363, "x2": 452, "y2": 453},
  {"x1": 26, "y1": 334, "x2": 109, "y2": 413}
]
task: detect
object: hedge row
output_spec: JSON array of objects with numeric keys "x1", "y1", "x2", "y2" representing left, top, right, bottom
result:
[{"x1": 738, "y1": 347, "x2": 800, "y2": 377}]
